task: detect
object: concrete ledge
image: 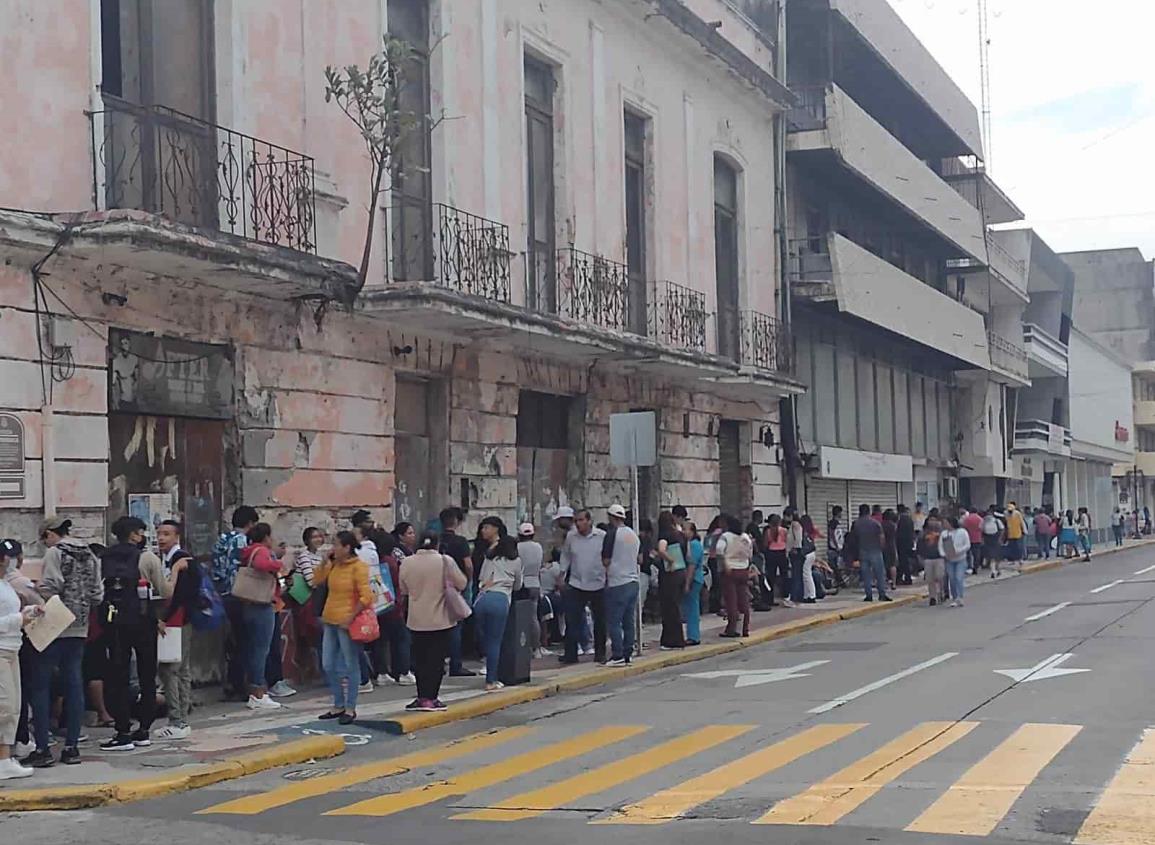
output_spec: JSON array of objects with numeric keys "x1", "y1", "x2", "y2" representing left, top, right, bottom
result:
[{"x1": 0, "y1": 735, "x2": 344, "y2": 812}]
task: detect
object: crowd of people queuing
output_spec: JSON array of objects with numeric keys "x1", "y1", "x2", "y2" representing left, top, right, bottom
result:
[{"x1": 0, "y1": 493, "x2": 1117, "y2": 780}]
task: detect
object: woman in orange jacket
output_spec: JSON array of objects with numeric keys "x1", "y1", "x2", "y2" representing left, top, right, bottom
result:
[{"x1": 313, "y1": 531, "x2": 373, "y2": 724}]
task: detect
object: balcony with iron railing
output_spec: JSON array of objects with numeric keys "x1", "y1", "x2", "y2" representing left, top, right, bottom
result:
[
  {"x1": 740, "y1": 309, "x2": 793, "y2": 373},
  {"x1": 553, "y1": 246, "x2": 631, "y2": 333},
  {"x1": 987, "y1": 330, "x2": 1029, "y2": 384},
  {"x1": 89, "y1": 98, "x2": 317, "y2": 253},
  {"x1": 650, "y1": 281, "x2": 710, "y2": 353}
]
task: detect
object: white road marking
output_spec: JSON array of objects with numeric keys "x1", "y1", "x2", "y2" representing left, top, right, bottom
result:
[
  {"x1": 808, "y1": 653, "x2": 958, "y2": 714},
  {"x1": 994, "y1": 653, "x2": 1091, "y2": 683},
  {"x1": 1024, "y1": 602, "x2": 1071, "y2": 622},
  {"x1": 1090, "y1": 580, "x2": 1124, "y2": 594},
  {"x1": 683, "y1": 660, "x2": 829, "y2": 688},
  {"x1": 1134, "y1": 564, "x2": 1155, "y2": 575}
]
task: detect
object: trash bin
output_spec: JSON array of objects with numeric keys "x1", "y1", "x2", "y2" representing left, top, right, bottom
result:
[{"x1": 498, "y1": 598, "x2": 535, "y2": 685}]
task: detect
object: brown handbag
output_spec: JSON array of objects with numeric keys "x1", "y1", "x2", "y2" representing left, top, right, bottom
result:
[{"x1": 232, "y1": 565, "x2": 276, "y2": 605}]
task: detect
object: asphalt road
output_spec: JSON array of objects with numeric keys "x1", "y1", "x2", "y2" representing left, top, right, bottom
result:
[{"x1": 7, "y1": 546, "x2": 1155, "y2": 845}]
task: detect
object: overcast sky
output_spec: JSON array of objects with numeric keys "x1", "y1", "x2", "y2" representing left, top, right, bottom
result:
[{"x1": 890, "y1": 0, "x2": 1155, "y2": 260}]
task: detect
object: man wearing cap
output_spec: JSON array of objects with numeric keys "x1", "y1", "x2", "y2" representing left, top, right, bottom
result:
[
  {"x1": 25, "y1": 517, "x2": 103, "y2": 768},
  {"x1": 602, "y1": 504, "x2": 640, "y2": 667},
  {"x1": 559, "y1": 509, "x2": 607, "y2": 665},
  {"x1": 516, "y1": 524, "x2": 547, "y2": 658}
]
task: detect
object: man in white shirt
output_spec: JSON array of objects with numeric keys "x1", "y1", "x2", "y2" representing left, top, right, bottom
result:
[
  {"x1": 559, "y1": 510, "x2": 607, "y2": 665},
  {"x1": 602, "y1": 504, "x2": 640, "y2": 666}
]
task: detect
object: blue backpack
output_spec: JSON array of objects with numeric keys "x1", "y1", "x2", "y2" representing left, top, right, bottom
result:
[{"x1": 191, "y1": 562, "x2": 226, "y2": 632}]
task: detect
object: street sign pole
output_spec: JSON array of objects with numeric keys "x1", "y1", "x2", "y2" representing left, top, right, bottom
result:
[
  {"x1": 610, "y1": 412, "x2": 657, "y2": 661},
  {"x1": 632, "y1": 461, "x2": 643, "y2": 657}
]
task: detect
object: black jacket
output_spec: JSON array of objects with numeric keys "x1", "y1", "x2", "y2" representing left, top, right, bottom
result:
[
  {"x1": 165, "y1": 549, "x2": 201, "y2": 623},
  {"x1": 896, "y1": 514, "x2": 916, "y2": 551}
]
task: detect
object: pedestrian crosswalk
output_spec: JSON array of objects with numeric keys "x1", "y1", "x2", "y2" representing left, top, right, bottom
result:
[{"x1": 197, "y1": 719, "x2": 1155, "y2": 842}]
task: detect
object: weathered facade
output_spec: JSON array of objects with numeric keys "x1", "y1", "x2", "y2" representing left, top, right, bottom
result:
[{"x1": 0, "y1": 0, "x2": 799, "y2": 564}]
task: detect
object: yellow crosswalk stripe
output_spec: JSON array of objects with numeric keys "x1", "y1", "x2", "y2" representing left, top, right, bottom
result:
[
  {"x1": 1076, "y1": 727, "x2": 1155, "y2": 845},
  {"x1": 596, "y1": 723, "x2": 865, "y2": 825},
  {"x1": 326, "y1": 725, "x2": 647, "y2": 817},
  {"x1": 453, "y1": 724, "x2": 754, "y2": 822},
  {"x1": 755, "y1": 721, "x2": 978, "y2": 826},
  {"x1": 198, "y1": 727, "x2": 533, "y2": 815},
  {"x1": 906, "y1": 723, "x2": 1081, "y2": 836}
]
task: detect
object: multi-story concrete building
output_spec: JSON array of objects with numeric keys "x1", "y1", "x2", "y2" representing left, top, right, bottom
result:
[
  {"x1": 1062, "y1": 247, "x2": 1155, "y2": 514},
  {"x1": 782, "y1": 0, "x2": 996, "y2": 517},
  {"x1": 0, "y1": 0, "x2": 800, "y2": 556},
  {"x1": 1003, "y1": 230, "x2": 1074, "y2": 511}
]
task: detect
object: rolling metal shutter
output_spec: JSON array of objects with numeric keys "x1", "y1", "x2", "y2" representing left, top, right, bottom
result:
[
  {"x1": 848, "y1": 480, "x2": 901, "y2": 514},
  {"x1": 805, "y1": 477, "x2": 849, "y2": 522}
]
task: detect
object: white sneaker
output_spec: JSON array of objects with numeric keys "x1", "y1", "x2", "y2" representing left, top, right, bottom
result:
[
  {"x1": 0, "y1": 758, "x2": 34, "y2": 780},
  {"x1": 375, "y1": 674, "x2": 392, "y2": 687},
  {"x1": 358, "y1": 681, "x2": 374, "y2": 694},
  {"x1": 12, "y1": 741, "x2": 34, "y2": 759},
  {"x1": 395, "y1": 672, "x2": 416, "y2": 686},
  {"x1": 607, "y1": 658, "x2": 628, "y2": 667},
  {"x1": 782, "y1": 599, "x2": 796, "y2": 608},
  {"x1": 269, "y1": 681, "x2": 297, "y2": 698},
  {"x1": 246, "y1": 694, "x2": 283, "y2": 711},
  {"x1": 485, "y1": 681, "x2": 505, "y2": 692},
  {"x1": 154, "y1": 724, "x2": 191, "y2": 740}
]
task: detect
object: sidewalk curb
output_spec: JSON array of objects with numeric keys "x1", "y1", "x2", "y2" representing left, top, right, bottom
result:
[
  {"x1": 0, "y1": 735, "x2": 344, "y2": 812},
  {"x1": 384, "y1": 594, "x2": 922, "y2": 734}
]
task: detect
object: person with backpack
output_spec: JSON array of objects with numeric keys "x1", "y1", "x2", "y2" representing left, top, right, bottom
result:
[
  {"x1": 981, "y1": 506, "x2": 1005, "y2": 578},
  {"x1": 23, "y1": 517, "x2": 103, "y2": 768},
  {"x1": 99, "y1": 516, "x2": 169, "y2": 752},
  {"x1": 940, "y1": 516, "x2": 972, "y2": 607},
  {"x1": 212, "y1": 506, "x2": 260, "y2": 701},
  {"x1": 918, "y1": 516, "x2": 945, "y2": 606},
  {"x1": 154, "y1": 520, "x2": 199, "y2": 741}
]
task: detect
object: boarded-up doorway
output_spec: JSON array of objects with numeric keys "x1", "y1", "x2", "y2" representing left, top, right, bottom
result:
[
  {"x1": 394, "y1": 377, "x2": 448, "y2": 530},
  {"x1": 719, "y1": 419, "x2": 745, "y2": 518},
  {"x1": 517, "y1": 390, "x2": 579, "y2": 528}
]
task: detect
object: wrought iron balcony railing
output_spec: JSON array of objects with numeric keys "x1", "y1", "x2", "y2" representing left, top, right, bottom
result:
[
  {"x1": 89, "y1": 98, "x2": 316, "y2": 252},
  {"x1": 434, "y1": 204, "x2": 512, "y2": 302},
  {"x1": 555, "y1": 246, "x2": 629, "y2": 331},
  {"x1": 651, "y1": 281, "x2": 710, "y2": 353},
  {"x1": 740, "y1": 309, "x2": 793, "y2": 373}
]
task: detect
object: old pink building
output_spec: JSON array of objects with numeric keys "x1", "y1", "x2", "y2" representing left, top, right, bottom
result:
[{"x1": 0, "y1": 0, "x2": 798, "y2": 559}]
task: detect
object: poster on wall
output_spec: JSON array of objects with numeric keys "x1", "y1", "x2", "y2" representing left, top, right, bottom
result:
[
  {"x1": 128, "y1": 492, "x2": 179, "y2": 553},
  {"x1": 108, "y1": 330, "x2": 234, "y2": 419}
]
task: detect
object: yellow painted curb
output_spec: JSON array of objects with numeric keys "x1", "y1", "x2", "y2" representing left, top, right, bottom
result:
[{"x1": 0, "y1": 735, "x2": 344, "y2": 812}]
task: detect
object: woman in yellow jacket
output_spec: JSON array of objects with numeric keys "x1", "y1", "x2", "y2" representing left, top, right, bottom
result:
[{"x1": 313, "y1": 530, "x2": 373, "y2": 724}]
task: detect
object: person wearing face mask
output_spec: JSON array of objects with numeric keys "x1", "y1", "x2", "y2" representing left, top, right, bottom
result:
[{"x1": 98, "y1": 516, "x2": 170, "y2": 753}]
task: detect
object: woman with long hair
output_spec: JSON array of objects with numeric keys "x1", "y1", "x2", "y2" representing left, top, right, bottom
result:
[
  {"x1": 763, "y1": 514, "x2": 790, "y2": 607},
  {"x1": 474, "y1": 529, "x2": 523, "y2": 691},
  {"x1": 400, "y1": 531, "x2": 468, "y2": 711},
  {"x1": 1059, "y1": 509, "x2": 1080, "y2": 559},
  {"x1": 655, "y1": 511, "x2": 688, "y2": 650},
  {"x1": 314, "y1": 530, "x2": 373, "y2": 725}
]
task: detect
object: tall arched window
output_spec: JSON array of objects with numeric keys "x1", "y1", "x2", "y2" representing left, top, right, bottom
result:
[{"x1": 714, "y1": 156, "x2": 741, "y2": 360}]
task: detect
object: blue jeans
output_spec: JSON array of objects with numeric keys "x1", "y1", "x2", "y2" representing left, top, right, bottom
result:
[
  {"x1": 241, "y1": 602, "x2": 276, "y2": 690},
  {"x1": 1080, "y1": 534, "x2": 1093, "y2": 555},
  {"x1": 1036, "y1": 532, "x2": 1051, "y2": 559},
  {"x1": 322, "y1": 623, "x2": 362, "y2": 711},
  {"x1": 32, "y1": 637, "x2": 84, "y2": 751},
  {"x1": 947, "y1": 559, "x2": 967, "y2": 601},
  {"x1": 264, "y1": 610, "x2": 284, "y2": 687},
  {"x1": 605, "y1": 582, "x2": 639, "y2": 659},
  {"x1": 473, "y1": 591, "x2": 510, "y2": 684},
  {"x1": 449, "y1": 582, "x2": 473, "y2": 673},
  {"x1": 860, "y1": 550, "x2": 888, "y2": 599}
]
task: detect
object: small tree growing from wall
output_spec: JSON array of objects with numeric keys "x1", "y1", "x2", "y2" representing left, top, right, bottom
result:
[{"x1": 324, "y1": 35, "x2": 424, "y2": 307}]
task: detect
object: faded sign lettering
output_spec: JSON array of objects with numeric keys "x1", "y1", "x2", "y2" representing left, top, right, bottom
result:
[
  {"x1": 109, "y1": 330, "x2": 233, "y2": 419},
  {"x1": 0, "y1": 414, "x2": 25, "y2": 499}
]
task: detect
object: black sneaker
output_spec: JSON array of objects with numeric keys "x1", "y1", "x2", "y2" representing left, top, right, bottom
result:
[
  {"x1": 863, "y1": 596, "x2": 874, "y2": 602},
  {"x1": 60, "y1": 746, "x2": 81, "y2": 765},
  {"x1": 880, "y1": 595, "x2": 894, "y2": 602},
  {"x1": 448, "y1": 668, "x2": 478, "y2": 677},
  {"x1": 929, "y1": 598, "x2": 938, "y2": 606},
  {"x1": 100, "y1": 735, "x2": 135, "y2": 752},
  {"x1": 21, "y1": 748, "x2": 54, "y2": 768},
  {"x1": 404, "y1": 699, "x2": 423, "y2": 711},
  {"x1": 429, "y1": 699, "x2": 448, "y2": 711},
  {"x1": 130, "y1": 729, "x2": 152, "y2": 748}
]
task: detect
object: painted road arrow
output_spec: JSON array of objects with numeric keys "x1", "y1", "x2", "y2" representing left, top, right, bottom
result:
[
  {"x1": 994, "y1": 653, "x2": 1091, "y2": 683},
  {"x1": 683, "y1": 660, "x2": 829, "y2": 688}
]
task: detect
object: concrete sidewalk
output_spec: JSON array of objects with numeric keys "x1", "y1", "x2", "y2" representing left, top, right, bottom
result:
[{"x1": 3, "y1": 536, "x2": 1150, "y2": 811}]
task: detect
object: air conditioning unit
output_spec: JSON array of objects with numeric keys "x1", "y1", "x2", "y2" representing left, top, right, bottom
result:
[{"x1": 943, "y1": 476, "x2": 960, "y2": 499}]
